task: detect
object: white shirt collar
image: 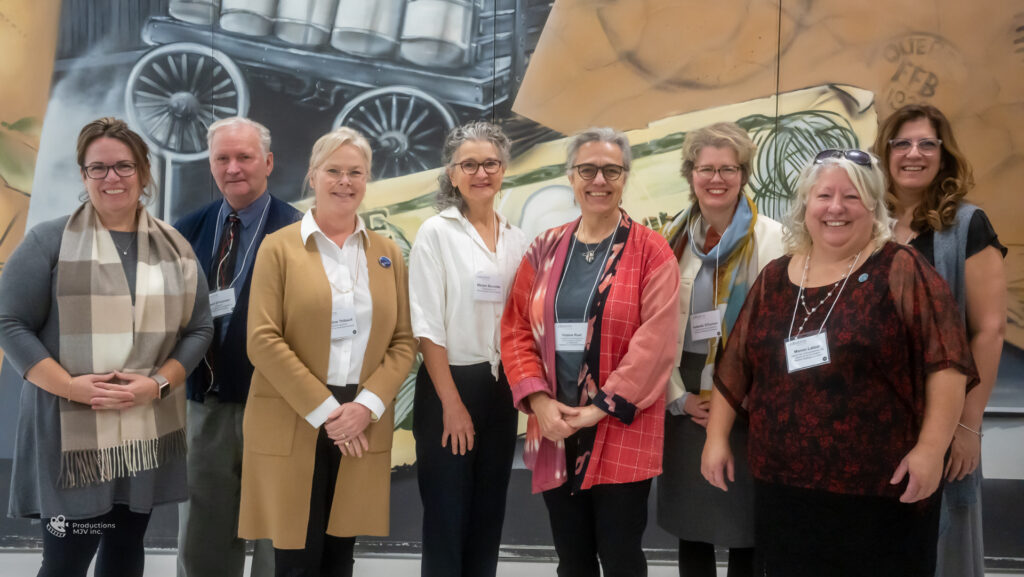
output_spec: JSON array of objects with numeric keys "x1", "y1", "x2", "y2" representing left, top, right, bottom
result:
[
  {"x1": 438, "y1": 205, "x2": 510, "y2": 229},
  {"x1": 301, "y1": 208, "x2": 369, "y2": 246}
]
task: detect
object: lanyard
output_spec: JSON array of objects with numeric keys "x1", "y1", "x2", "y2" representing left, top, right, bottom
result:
[
  {"x1": 210, "y1": 198, "x2": 270, "y2": 290},
  {"x1": 554, "y1": 216, "x2": 619, "y2": 323}
]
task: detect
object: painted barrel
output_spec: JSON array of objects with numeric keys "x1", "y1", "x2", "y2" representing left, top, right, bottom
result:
[
  {"x1": 220, "y1": 0, "x2": 277, "y2": 36},
  {"x1": 275, "y1": 0, "x2": 338, "y2": 46},
  {"x1": 330, "y1": 0, "x2": 406, "y2": 58},
  {"x1": 398, "y1": 0, "x2": 474, "y2": 68}
]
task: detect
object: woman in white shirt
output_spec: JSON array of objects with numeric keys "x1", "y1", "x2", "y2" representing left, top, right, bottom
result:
[
  {"x1": 240, "y1": 127, "x2": 415, "y2": 577},
  {"x1": 409, "y1": 122, "x2": 529, "y2": 577}
]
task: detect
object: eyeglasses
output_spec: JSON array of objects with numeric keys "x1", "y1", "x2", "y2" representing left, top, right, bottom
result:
[
  {"x1": 82, "y1": 162, "x2": 137, "y2": 179},
  {"x1": 888, "y1": 138, "x2": 942, "y2": 156},
  {"x1": 813, "y1": 149, "x2": 872, "y2": 166},
  {"x1": 693, "y1": 165, "x2": 741, "y2": 180},
  {"x1": 455, "y1": 159, "x2": 503, "y2": 175},
  {"x1": 322, "y1": 167, "x2": 367, "y2": 182},
  {"x1": 573, "y1": 163, "x2": 625, "y2": 181}
]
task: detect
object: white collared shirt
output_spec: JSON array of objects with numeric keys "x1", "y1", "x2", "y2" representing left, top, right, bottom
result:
[
  {"x1": 300, "y1": 209, "x2": 384, "y2": 428},
  {"x1": 409, "y1": 206, "x2": 529, "y2": 377}
]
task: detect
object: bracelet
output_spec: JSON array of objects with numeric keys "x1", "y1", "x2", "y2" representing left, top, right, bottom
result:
[{"x1": 957, "y1": 422, "x2": 983, "y2": 438}]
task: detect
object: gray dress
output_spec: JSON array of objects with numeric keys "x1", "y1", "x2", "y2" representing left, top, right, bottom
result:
[
  {"x1": 657, "y1": 351, "x2": 755, "y2": 547},
  {"x1": 0, "y1": 215, "x2": 212, "y2": 520}
]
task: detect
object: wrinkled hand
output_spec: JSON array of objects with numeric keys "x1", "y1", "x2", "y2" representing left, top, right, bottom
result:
[
  {"x1": 891, "y1": 444, "x2": 945, "y2": 503},
  {"x1": 944, "y1": 427, "x2": 981, "y2": 482},
  {"x1": 325, "y1": 402, "x2": 371, "y2": 444},
  {"x1": 564, "y1": 405, "x2": 606, "y2": 430},
  {"x1": 528, "y1": 393, "x2": 578, "y2": 442},
  {"x1": 441, "y1": 400, "x2": 475, "y2": 456},
  {"x1": 336, "y1": 432, "x2": 369, "y2": 458},
  {"x1": 685, "y1": 396, "x2": 710, "y2": 428},
  {"x1": 701, "y1": 435, "x2": 734, "y2": 492},
  {"x1": 90, "y1": 371, "x2": 154, "y2": 410}
]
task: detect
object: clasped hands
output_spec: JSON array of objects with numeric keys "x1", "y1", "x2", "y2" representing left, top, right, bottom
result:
[
  {"x1": 70, "y1": 371, "x2": 161, "y2": 410},
  {"x1": 528, "y1": 392, "x2": 607, "y2": 442},
  {"x1": 325, "y1": 402, "x2": 371, "y2": 458}
]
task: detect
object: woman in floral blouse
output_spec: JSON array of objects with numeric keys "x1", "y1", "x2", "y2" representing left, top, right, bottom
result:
[{"x1": 702, "y1": 149, "x2": 977, "y2": 576}]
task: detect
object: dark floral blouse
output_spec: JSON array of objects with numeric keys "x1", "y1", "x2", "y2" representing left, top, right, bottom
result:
[{"x1": 714, "y1": 242, "x2": 978, "y2": 498}]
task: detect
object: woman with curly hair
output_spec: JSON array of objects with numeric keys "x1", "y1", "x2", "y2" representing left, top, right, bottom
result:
[{"x1": 875, "y1": 104, "x2": 1007, "y2": 577}]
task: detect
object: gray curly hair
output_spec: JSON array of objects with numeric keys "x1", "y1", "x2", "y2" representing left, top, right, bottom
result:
[
  {"x1": 565, "y1": 127, "x2": 632, "y2": 175},
  {"x1": 436, "y1": 121, "x2": 512, "y2": 212}
]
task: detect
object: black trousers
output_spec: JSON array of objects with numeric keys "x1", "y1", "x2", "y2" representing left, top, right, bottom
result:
[
  {"x1": 413, "y1": 362, "x2": 518, "y2": 577},
  {"x1": 275, "y1": 385, "x2": 357, "y2": 577},
  {"x1": 676, "y1": 539, "x2": 753, "y2": 577},
  {"x1": 541, "y1": 434, "x2": 652, "y2": 577},
  {"x1": 38, "y1": 503, "x2": 151, "y2": 577}
]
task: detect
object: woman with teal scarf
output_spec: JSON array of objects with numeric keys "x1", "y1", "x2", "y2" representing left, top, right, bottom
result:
[{"x1": 657, "y1": 122, "x2": 784, "y2": 577}]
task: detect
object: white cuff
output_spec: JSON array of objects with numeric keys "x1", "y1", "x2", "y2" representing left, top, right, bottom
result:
[
  {"x1": 305, "y1": 396, "x2": 342, "y2": 428},
  {"x1": 667, "y1": 392, "x2": 690, "y2": 416},
  {"x1": 355, "y1": 389, "x2": 385, "y2": 422}
]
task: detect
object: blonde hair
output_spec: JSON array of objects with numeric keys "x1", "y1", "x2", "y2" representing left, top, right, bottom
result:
[
  {"x1": 679, "y1": 122, "x2": 757, "y2": 203},
  {"x1": 306, "y1": 127, "x2": 373, "y2": 193},
  {"x1": 784, "y1": 152, "x2": 893, "y2": 254}
]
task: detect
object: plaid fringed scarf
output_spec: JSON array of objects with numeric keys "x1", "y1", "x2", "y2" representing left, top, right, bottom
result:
[{"x1": 56, "y1": 202, "x2": 196, "y2": 487}]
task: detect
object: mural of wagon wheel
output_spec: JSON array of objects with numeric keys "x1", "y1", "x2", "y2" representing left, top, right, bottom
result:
[
  {"x1": 125, "y1": 42, "x2": 250, "y2": 162},
  {"x1": 334, "y1": 86, "x2": 456, "y2": 179}
]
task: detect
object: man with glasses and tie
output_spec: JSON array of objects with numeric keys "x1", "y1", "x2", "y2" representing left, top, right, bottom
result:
[{"x1": 174, "y1": 117, "x2": 301, "y2": 577}]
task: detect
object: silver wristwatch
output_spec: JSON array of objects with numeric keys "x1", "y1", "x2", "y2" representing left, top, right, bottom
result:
[{"x1": 154, "y1": 374, "x2": 171, "y2": 400}]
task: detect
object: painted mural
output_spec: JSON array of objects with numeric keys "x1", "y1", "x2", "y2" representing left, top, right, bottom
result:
[{"x1": 1, "y1": 0, "x2": 1021, "y2": 563}]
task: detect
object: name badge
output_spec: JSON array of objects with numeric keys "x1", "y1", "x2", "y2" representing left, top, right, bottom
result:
[
  {"x1": 331, "y1": 306, "x2": 358, "y2": 340},
  {"x1": 473, "y1": 272, "x2": 503, "y2": 302},
  {"x1": 689, "y1": 310, "x2": 722, "y2": 341},
  {"x1": 209, "y1": 289, "x2": 236, "y2": 318},
  {"x1": 784, "y1": 331, "x2": 831, "y2": 373},
  {"x1": 555, "y1": 322, "x2": 587, "y2": 352}
]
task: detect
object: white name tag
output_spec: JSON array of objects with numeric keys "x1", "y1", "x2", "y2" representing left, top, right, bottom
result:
[
  {"x1": 331, "y1": 306, "x2": 358, "y2": 340},
  {"x1": 473, "y1": 272, "x2": 503, "y2": 302},
  {"x1": 209, "y1": 289, "x2": 236, "y2": 318},
  {"x1": 785, "y1": 332, "x2": 831, "y2": 373},
  {"x1": 689, "y1": 310, "x2": 722, "y2": 341},
  {"x1": 555, "y1": 322, "x2": 587, "y2": 352}
]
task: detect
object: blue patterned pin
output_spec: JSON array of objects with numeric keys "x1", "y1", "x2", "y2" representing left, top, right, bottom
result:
[
  {"x1": 858, "y1": 273, "x2": 868, "y2": 282},
  {"x1": 378, "y1": 256, "x2": 392, "y2": 268}
]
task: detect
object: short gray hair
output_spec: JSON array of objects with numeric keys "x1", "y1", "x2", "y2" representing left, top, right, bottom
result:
[
  {"x1": 784, "y1": 151, "x2": 894, "y2": 254},
  {"x1": 436, "y1": 121, "x2": 512, "y2": 212},
  {"x1": 207, "y1": 117, "x2": 272, "y2": 158},
  {"x1": 565, "y1": 127, "x2": 632, "y2": 175}
]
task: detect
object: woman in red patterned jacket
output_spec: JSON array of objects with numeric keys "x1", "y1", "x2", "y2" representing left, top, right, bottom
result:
[{"x1": 501, "y1": 127, "x2": 679, "y2": 577}]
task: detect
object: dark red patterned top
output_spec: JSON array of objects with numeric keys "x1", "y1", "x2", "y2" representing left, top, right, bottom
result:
[{"x1": 714, "y1": 242, "x2": 978, "y2": 498}]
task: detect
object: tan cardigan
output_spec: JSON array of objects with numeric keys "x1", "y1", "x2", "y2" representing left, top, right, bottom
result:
[{"x1": 238, "y1": 221, "x2": 416, "y2": 549}]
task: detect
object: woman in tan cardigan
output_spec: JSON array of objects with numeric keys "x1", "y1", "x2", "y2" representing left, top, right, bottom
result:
[{"x1": 239, "y1": 127, "x2": 416, "y2": 577}]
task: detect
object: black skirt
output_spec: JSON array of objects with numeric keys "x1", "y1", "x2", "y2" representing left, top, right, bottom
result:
[{"x1": 754, "y1": 480, "x2": 942, "y2": 577}]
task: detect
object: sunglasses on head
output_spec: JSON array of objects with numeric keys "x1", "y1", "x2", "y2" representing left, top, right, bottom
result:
[{"x1": 813, "y1": 149, "x2": 872, "y2": 166}]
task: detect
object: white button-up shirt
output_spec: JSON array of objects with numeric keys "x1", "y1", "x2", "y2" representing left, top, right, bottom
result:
[
  {"x1": 300, "y1": 209, "x2": 384, "y2": 428},
  {"x1": 409, "y1": 206, "x2": 529, "y2": 377}
]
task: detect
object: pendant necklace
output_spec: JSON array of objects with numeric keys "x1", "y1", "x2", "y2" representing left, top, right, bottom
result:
[
  {"x1": 580, "y1": 240, "x2": 599, "y2": 263},
  {"x1": 112, "y1": 233, "x2": 137, "y2": 256},
  {"x1": 794, "y1": 249, "x2": 862, "y2": 336}
]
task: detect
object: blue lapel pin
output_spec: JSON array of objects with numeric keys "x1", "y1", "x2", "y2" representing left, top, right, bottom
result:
[
  {"x1": 379, "y1": 256, "x2": 392, "y2": 268},
  {"x1": 858, "y1": 273, "x2": 868, "y2": 282}
]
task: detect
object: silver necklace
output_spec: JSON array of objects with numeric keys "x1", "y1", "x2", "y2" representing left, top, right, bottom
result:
[
  {"x1": 794, "y1": 249, "x2": 862, "y2": 335},
  {"x1": 580, "y1": 239, "x2": 600, "y2": 263},
  {"x1": 111, "y1": 233, "x2": 136, "y2": 256}
]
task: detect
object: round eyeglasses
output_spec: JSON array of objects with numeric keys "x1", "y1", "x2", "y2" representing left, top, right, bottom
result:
[
  {"x1": 455, "y1": 159, "x2": 503, "y2": 175},
  {"x1": 573, "y1": 163, "x2": 625, "y2": 181},
  {"x1": 82, "y1": 162, "x2": 138, "y2": 179}
]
